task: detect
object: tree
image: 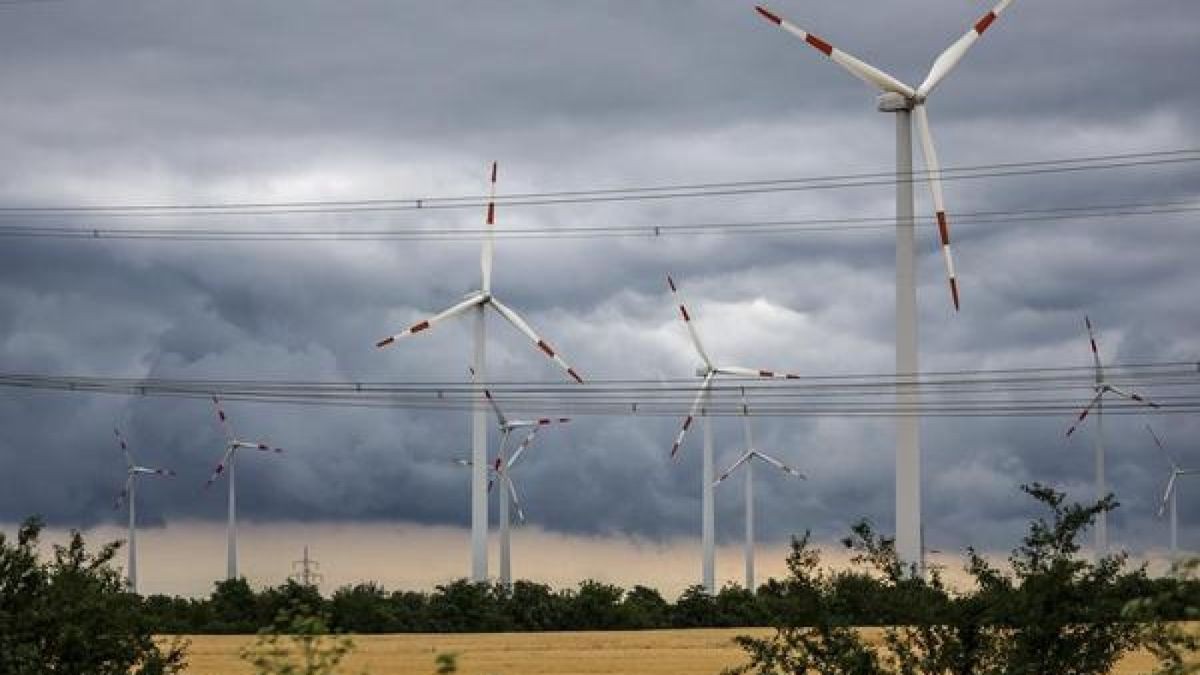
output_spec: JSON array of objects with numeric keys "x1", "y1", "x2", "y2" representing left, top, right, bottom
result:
[
  {"x1": 622, "y1": 585, "x2": 670, "y2": 629},
  {"x1": 730, "y1": 485, "x2": 1196, "y2": 675},
  {"x1": 330, "y1": 582, "x2": 396, "y2": 633},
  {"x1": 0, "y1": 517, "x2": 187, "y2": 675}
]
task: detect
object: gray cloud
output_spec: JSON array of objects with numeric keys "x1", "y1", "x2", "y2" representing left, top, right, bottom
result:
[{"x1": 1, "y1": 0, "x2": 1199, "y2": 564}]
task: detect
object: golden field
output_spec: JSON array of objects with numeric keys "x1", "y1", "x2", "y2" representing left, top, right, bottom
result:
[{"x1": 174, "y1": 627, "x2": 1187, "y2": 674}]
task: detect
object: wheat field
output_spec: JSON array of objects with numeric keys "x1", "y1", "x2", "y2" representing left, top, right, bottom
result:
[{"x1": 174, "y1": 627, "x2": 1181, "y2": 675}]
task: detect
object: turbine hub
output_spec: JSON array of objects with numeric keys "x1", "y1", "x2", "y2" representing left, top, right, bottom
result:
[{"x1": 695, "y1": 365, "x2": 711, "y2": 377}]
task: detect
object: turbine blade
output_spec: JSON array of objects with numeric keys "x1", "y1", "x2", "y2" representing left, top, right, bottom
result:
[
  {"x1": 717, "y1": 366, "x2": 801, "y2": 379},
  {"x1": 252, "y1": 442, "x2": 284, "y2": 453},
  {"x1": 211, "y1": 396, "x2": 235, "y2": 442},
  {"x1": 1146, "y1": 424, "x2": 1179, "y2": 470},
  {"x1": 483, "y1": 389, "x2": 509, "y2": 428},
  {"x1": 667, "y1": 275, "x2": 714, "y2": 370},
  {"x1": 755, "y1": 6, "x2": 915, "y2": 97},
  {"x1": 488, "y1": 296, "x2": 584, "y2": 383},
  {"x1": 114, "y1": 479, "x2": 129, "y2": 510},
  {"x1": 1065, "y1": 389, "x2": 1105, "y2": 437},
  {"x1": 135, "y1": 466, "x2": 175, "y2": 477},
  {"x1": 917, "y1": 0, "x2": 1016, "y2": 98},
  {"x1": 1105, "y1": 385, "x2": 1160, "y2": 409},
  {"x1": 1159, "y1": 472, "x2": 1178, "y2": 518},
  {"x1": 1084, "y1": 316, "x2": 1104, "y2": 380},
  {"x1": 452, "y1": 458, "x2": 472, "y2": 467},
  {"x1": 114, "y1": 427, "x2": 134, "y2": 468},
  {"x1": 753, "y1": 451, "x2": 807, "y2": 479},
  {"x1": 914, "y1": 103, "x2": 960, "y2": 311},
  {"x1": 205, "y1": 446, "x2": 236, "y2": 488},
  {"x1": 507, "y1": 426, "x2": 542, "y2": 469},
  {"x1": 481, "y1": 161, "x2": 497, "y2": 294},
  {"x1": 671, "y1": 372, "x2": 715, "y2": 459},
  {"x1": 714, "y1": 451, "x2": 755, "y2": 487},
  {"x1": 506, "y1": 475, "x2": 526, "y2": 523},
  {"x1": 739, "y1": 387, "x2": 755, "y2": 453},
  {"x1": 376, "y1": 294, "x2": 485, "y2": 348}
]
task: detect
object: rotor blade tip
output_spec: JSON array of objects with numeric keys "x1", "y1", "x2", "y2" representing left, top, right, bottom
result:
[
  {"x1": 754, "y1": 6, "x2": 781, "y2": 24},
  {"x1": 376, "y1": 336, "x2": 395, "y2": 348}
]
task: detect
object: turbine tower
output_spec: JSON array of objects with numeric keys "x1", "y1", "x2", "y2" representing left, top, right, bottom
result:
[
  {"x1": 754, "y1": 0, "x2": 1018, "y2": 567},
  {"x1": 1065, "y1": 317, "x2": 1158, "y2": 558},
  {"x1": 205, "y1": 396, "x2": 283, "y2": 580},
  {"x1": 1147, "y1": 425, "x2": 1197, "y2": 559},
  {"x1": 377, "y1": 163, "x2": 583, "y2": 582},
  {"x1": 666, "y1": 274, "x2": 799, "y2": 594},
  {"x1": 713, "y1": 393, "x2": 804, "y2": 592},
  {"x1": 113, "y1": 427, "x2": 174, "y2": 594}
]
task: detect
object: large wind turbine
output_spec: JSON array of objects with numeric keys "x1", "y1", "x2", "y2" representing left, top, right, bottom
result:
[
  {"x1": 376, "y1": 163, "x2": 583, "y2": 582},
  {"x1": 713, "y1": 395, "x2": 804, "y2": 592},
  {"x1": 754, "y1": 0, "x2": 1019, "y2": 566},
  {"x1": 667, "y1": 274, "x2": 799, "y2": 594},
  {"x1": 113, "y1": 427, "x2": 174, "y2": 594},
  {"x1": 1147, "y1": 425, "x2": 1197, "y2": 558},
  {"x1": 1065, "y1": 316, "x2": 1158, "y2": 558},
  {"x1": 205, "y1": 396, "x2": 283, "y2": 580}
]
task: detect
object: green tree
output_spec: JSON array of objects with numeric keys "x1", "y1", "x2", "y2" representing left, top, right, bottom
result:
[
  {"x1": 622, "y1": 585, "x2": 670, "y2": 629},
  {"x1": 0, "y1": 517, "x2": 188, "y2": 675},
  {"x1": 330, "y1": 582, "x2": 396, "y2": 633}
]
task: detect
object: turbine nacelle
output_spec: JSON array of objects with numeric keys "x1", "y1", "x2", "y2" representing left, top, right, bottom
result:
[{"x1": 876, "y1": 91, "x2": 912, "y2": 113}]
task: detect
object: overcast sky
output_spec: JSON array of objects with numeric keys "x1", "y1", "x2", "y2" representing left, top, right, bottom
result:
[{"x1": 1, "y1": 0, "x2": 1199, "y2": 593}]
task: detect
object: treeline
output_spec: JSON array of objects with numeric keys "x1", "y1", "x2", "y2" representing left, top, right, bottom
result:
[{"x1": 139, "y1": 566, "x2": 1200, "y2": 635}]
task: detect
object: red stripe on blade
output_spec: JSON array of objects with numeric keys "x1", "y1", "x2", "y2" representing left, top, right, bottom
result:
[
  {"x1": 759, "y1": 370, "x2": 774, "y2": 378},
  {"x1": 537, "y1": 340, "x2": 556, "y2": 357},
  {"x1": 950, "y1": 278, "x2": 961, "y2": 311},
  {"x1": 490, "y1": 162, "x2": 498, "y2": 183},
  {"x1": 975, "y1": 12, "x2": 997, "y2": 34},
  {"x1": 567, "y1": 368, "x2": 583, "y2": 384},
  {"x1": 667, "y1": 275, "x2": 677, "y2": 292},
  {"x1": 806, "y1": 34, "x2": 834, "y2": 56},
  {"x1": 410, "y1": 320, "x2": 431, "y2": 334},
  {"x1": 682, "y1": 416, "x2": 693, "y2": 431},
  {"x1": 376, "y1": 336, "x2": 395, "y2": 348},
  {"x1": 754, "y1": 6, "x2": 781, "y2": 24},
  {"x1": 936, "y1": 211, "x2": 950, "y2": 245},
  {"x1": 679, "y1": 305, "x2": 691, "y2": 322}
]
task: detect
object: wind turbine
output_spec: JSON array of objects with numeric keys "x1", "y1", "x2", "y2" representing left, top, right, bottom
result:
[
  {"x1": 376, "y1": 162, "x2": 583, "y2": 582},
  {"x1": 457, "y1": 379, "x2": 568, "y2": 586},
  {"x1": 204, "y1": 396, "x2": 283, "y2": 580},
  {"x1": 1065, "y1": 316, "x2": 1158, "y2": 558},
  {"x1": 666, "y1": 274, "x2": 799, "y2": 594},
  {"x1": 754, "y1": 0, "x2": 1019, "y2": 566},
  {"x1": 113, "y1": 427, "x2": 174, "y2": 594},
  {"x1": 1147, "y1": 425, "x2": 1198, "y2": 558},
  {"x1": 712, "y1": 393, "x2": 804, "y2": 592}
]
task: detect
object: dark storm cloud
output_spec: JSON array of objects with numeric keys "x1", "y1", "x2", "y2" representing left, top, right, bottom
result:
[{"x1": 1, "y1": 0, "x2": 1199, "y2": 557}]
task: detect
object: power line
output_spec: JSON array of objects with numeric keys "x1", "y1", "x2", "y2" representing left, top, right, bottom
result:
[
  {"x1": 2, "y1": 362, "x2": 1197, "y2": 418},
  {"x1": 0, "y1": 199, "x2": 1197, "y2": 243},
  {"x1": 1, "y1": 149, "x2": 1196, "y2": 219}
]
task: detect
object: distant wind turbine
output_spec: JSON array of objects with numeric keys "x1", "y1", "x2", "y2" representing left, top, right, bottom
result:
[
  {"x1": 205, "y1": 396, "x2": 283, "y2": 580},
  {"x1": 755, "y1": 0, "x2": 1019, "y2": 567},
  {"x1": 113, "y1": 427, "x2": 174, "y2": 594},
  {"x1": 1147, "y1": 425, "x2": 1198, "y2": 558},
  {"x1": 1065, "y1": 316, "x2": 1159, "y2": 558},
  {"x1": 713, "y1": 392, "x2": 804, "y2": 592},
  {"x1": 377, "y1": 162, "x2": 583, "y2": 582},
  {"x1": 457, "y1": 377, "x2": 568, "y2": 587},
  {"x1": 666, "y1": 274, "x2": 799, "y2": 594}
]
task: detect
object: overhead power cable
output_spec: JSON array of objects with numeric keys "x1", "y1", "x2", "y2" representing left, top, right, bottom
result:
[
  {"x1": 0, "y1": 199, "x2": 1195, "y2": 242},
  {"x1": 2, "y1": 361, "x2": 1198, "y2": 418},
  {"x1": 0, "y1": 149, "x2": 1196, "y2": 219}
]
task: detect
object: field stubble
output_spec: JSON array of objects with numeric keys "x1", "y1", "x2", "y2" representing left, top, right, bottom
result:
[{"x1": 177, "y1": 627, "x2": 1174, "y2": 674}]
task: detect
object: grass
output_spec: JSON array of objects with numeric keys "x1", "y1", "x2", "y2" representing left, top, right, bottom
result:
[{"x1": 175, "y1": 627, "x2": 1179, "y2": 674}]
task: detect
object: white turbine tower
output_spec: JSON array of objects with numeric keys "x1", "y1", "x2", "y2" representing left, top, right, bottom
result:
[
  {"x1": 205, "y1": 396, "x2": 283, "y2": 580},
  {"x1": 376, "y1": 162, "x2": 583, "y2": 582},
  {"x1": 113, "y1": 427, "x2": 174, "y2": 594},
  {"x1": 1147, "y1": 425, "x2": 1198, "y2": 559},
  {"x1": 666, "y1": 274, "x2": 799, "y2": 594},
  {"x1": 1065, "y1": 316, "x2": 1158, "y2": 558},
  {"x1": 712, "y1": 395, "x2": 804, "y2": 592},
  {"x1": 755, "y1": 0, "x2": 1019, "y2": 567}
]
